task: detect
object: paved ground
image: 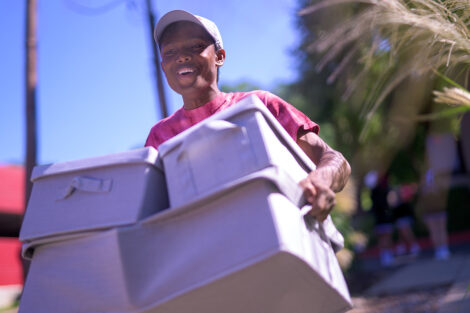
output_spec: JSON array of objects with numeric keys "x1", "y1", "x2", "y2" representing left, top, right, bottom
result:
[
  {"x1": 348, "y1": 287, "x2": 449, "y2": 313},
  {"x1": 366, "y1": 255, "x2": 469, "y2": 296},
  {"x1": 346, "y1": 241, "x2": 470, "y2": 313}
]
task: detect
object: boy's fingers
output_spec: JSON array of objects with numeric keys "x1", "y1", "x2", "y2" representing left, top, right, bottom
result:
[
  {"x1": 299, "y1": 178, "x2": 317, "y2": 203},
  {"x1": 307, "y1": 189, "x2": 336, "y2": 221}
]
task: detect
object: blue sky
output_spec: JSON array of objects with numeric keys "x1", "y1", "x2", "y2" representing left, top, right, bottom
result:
[{"x1": 0, "y1": 0, "x2": 302, "y2": 165}]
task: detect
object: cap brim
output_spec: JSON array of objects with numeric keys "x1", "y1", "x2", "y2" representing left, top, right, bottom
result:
[{"x1": 154, "y1": 10, "x2": 203, "y2": 44}]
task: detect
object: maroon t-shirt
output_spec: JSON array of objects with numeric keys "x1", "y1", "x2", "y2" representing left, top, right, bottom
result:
[{"x1": 145, "y1": 90, "x2": 319, "y2": 149}]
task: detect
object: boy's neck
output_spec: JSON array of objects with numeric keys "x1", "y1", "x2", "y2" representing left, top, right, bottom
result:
[{"x1": 182, "y1": 87, "x2": 221, "y2": 110}]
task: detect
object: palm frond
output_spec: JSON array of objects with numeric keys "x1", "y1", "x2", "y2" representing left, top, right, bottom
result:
[
  {"x1": 434, "y1": 87, "x2": 470, "y2": 107},
  {"x1": 299, "y1": 0, "x2": 470, "y2": 118}
]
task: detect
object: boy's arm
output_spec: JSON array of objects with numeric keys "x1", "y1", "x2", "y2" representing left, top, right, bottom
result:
[{"x1": 297, "y1": 131, "x2": 351, "y2": 222}]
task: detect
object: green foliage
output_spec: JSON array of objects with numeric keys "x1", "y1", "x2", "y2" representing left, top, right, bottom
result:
[
  {"x1": 299, "y1": 0, "x2": 470, "y2": 115},
  {"x1": 387, "y1": 124, "x2": 427, "y2": 184},
  {"x1": 220, "y1": 81, "x2": 263, "y2": 93},
  {"x1": 292, "y1": 0, "x2": 470, "y2": 179},
  {"x1": 330, "y1": 209, "x2": 355, "y2": 250},
  {"x1": 360, "y1": 188, "x2": 372, "y2": 211}
]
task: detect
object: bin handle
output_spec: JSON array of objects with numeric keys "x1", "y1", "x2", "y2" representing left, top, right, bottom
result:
[
  {"x1": 58, "y1": 176, "x2": 113, "y2": 200},
  {"x1": 301, "y1": 205, "x2": 330, "y2": 244},
  {"x1": 300, "y1": 205, "x2": 344, "y2": 251}
]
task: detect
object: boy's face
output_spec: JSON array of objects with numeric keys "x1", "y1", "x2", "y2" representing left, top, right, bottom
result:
[{"x1": 160, "y1": 21, "x2": 225, "y2": 97}]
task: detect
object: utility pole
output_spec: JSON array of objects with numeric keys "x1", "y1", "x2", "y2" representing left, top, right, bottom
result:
[
  {"x1": 23, "y1": 0, "x2": 38, "y2": 280},
  {"x1": 145, "y1": 0, "x2": 168, "y2": 119},
  {"x1": 25, "y1": 0, "x2": 38, "y2": 210}
]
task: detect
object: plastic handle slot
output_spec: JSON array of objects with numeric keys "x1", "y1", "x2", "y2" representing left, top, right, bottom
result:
[
  {"x1": 301, "y1": 205, "x2": 330, "y2": 244},
  {"x1": 300, "y1": 204, "x2": 345, "y2": 252},
  {"x1": 59, "y1": 176, "x2": 113, "y2": 200}
]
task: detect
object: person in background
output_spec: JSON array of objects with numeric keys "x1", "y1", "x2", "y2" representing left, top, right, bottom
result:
[
  {"x1": 417, "y1": 168, "x2": 451, "y2": 260},
  {"x1": 388, "y1": 183, "x2": 421, "y2": 257},
  {"x1": 419, "y1": 115, "x2": 457, "y2": 260},
  {"x1": 367, "y1": 171, "x2": 396, "y2": 266},
  {"x1": 145, "y1": 10, "x2": 351, "y2": 221}
]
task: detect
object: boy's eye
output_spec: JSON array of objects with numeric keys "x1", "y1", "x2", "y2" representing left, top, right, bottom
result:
[
  {"x1": 163, "y1": 49, "x2": 176, "y2": 57},
  {"x1": 192, "y1": 43, "x2": 206, "y2": 50}
]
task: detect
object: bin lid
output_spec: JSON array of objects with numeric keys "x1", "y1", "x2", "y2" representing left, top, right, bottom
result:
[
  {"x1": 31, "y1": 147, "x2": 161, "y2": 182},
  {"x1": 157, "y1": 95, "x2": 316, "y2": 172}
]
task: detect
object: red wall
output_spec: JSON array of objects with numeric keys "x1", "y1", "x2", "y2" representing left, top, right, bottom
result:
[{"x1": 0, "y1": 165, "x2": 25, "y2": 285}]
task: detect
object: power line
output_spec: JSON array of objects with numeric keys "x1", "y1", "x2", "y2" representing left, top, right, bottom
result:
[{"x1": 64, "y1": 0, "x2": 129, "y2": 16}]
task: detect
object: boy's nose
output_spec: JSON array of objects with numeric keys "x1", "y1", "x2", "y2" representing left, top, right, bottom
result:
[{"x1": 176, "y1": 54, "x2": 191, "y2": 63}]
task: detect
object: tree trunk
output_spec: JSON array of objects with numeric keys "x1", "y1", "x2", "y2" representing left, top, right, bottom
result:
[
  {"x1": 23, "y1": 0, "x2": 38, "y2": 280},
  {"x1": 25, "y1": 0, "x2": 37, "y2": 208},
  {"x1": 145, "y1": 0, "x2": 168, "y2": 119}
]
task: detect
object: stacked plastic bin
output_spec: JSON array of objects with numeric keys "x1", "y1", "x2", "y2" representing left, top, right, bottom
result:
[
  {"x1": 19, "y1": 95, "x2": 352, "y2": 313},
  {"x1": 18, "y1": 148, "x2": 169, "y2": 312}
]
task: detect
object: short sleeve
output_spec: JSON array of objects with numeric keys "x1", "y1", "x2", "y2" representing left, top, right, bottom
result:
[
  {"x1": 144, "y1": 126, "x2": 161, "y2": 149},
  {"x1": 144, "y1": 116, "x2": 176, "y2": 150},
  {"x1": 144, "y1": 108, "x2": 187, "y2": 150},
  {"x1": 256, "y1": 91, "x2": 319, "y2": 141}
]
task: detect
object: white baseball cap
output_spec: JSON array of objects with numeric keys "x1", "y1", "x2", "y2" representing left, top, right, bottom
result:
[{"x1": 154, "y1": 10, "x2": 223, "y2": 50}]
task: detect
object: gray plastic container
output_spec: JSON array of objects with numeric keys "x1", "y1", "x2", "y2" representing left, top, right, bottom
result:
[
  {"x1": 20, "y1": 147, "x2": 168, "y2": 242},
  {"x1": 158, "y1": 95, "x2": 316, "y2": 208}
]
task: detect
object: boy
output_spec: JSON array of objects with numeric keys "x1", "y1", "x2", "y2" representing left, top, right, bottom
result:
[{"x1": 145, "y1": 10, "x2": 350, "y2": 221}]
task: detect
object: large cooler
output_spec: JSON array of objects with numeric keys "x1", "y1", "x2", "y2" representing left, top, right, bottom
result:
[
  {"x1": 158, "y1": 94, "x2": 317, "y2": 208},
  {"x1": 19, "y1": 168, "x2": 352, "y2": 313},
  {"x1": 20, "y1": 147, "x2": 169, "y2": 242}
]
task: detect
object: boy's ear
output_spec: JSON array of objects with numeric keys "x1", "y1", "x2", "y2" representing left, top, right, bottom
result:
[{"x1": 215, "y1": 49, "x2": 225, "y2": 67}]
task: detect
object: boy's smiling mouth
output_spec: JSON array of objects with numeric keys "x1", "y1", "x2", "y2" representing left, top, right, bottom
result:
[{"x1": 177, "y1": 67, "x2": 195, "y2": 75}]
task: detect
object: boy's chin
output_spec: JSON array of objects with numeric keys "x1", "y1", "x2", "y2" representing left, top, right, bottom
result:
[{"x1": 175, "y1": 83, "x2": 213, "y2": 96}]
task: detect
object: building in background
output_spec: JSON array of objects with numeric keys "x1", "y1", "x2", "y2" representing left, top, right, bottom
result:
[{"x1": 0, "y1": 165, "x2": 24, "y2": 289}]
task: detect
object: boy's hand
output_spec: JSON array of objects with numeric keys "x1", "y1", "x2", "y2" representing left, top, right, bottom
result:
[
  {"x1": 299, "y1": 170, "x2": 336, "y2": 222},
  {"x1": 296, "y1": 131, "x2": 351, "y2": 222}
]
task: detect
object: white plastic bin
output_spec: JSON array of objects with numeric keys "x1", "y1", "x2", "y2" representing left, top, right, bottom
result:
[
  {"x1": 20, "y1": 147, "x2": 168, "y2": 242},
  {"x1": 19, "y1": 168, "x2": 351, "y2": 313},
  {"x1": 158, "y1": 94, "x2": 316, "y2": 208}
]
